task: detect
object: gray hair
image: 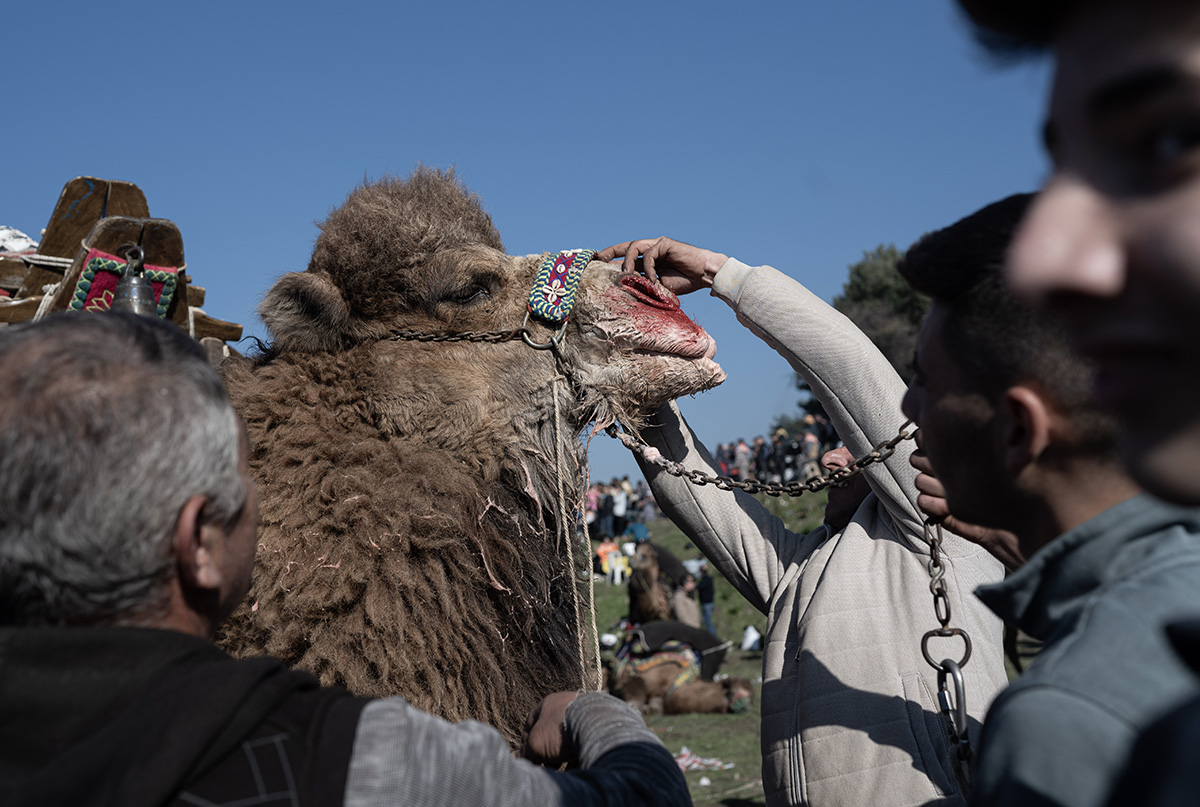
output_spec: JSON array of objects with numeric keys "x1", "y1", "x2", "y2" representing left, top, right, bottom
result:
[{"x1": 0, "y1": 312, "x2": 246, "y2": 626}]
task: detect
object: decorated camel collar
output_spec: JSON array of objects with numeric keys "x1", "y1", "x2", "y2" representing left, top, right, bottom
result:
[
  {"x1": 388, "y1": 249, "x2": 595, "y2": 351},
  {"x1": 527, "y1": 249, "x2": 594, "y2": 325}
]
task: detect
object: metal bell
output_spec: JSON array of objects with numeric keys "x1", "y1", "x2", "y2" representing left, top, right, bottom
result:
[{"x1": 110, "y1": 244, "x2": 158, "y2": 317}]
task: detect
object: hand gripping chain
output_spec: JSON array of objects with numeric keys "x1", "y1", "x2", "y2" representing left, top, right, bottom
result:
[{"x1": 922, "y1": 519, "x2": 974, "y2": 796}]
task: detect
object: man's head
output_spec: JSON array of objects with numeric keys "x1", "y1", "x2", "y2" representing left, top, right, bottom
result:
[
  {"x1": 0, "y1": 313, "x2": 255, "y2": 633},
  {"x1": 958, "y1": 0, "x2": 1200, "y2": 504},
  {"x1": 820, "y1": 445, "x2": 872, "y2": 534},
  {"x1": 899, "y1": 193, "x2": 1126, "y2": 551}
]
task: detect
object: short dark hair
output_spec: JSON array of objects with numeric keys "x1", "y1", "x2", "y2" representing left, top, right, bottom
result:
[
  {"x1": 898, "y1": 193, "x2": 1118, "y2": 459},
  {"x1": 955, "y1": 0, "x2": 1070, "y2": 54}
]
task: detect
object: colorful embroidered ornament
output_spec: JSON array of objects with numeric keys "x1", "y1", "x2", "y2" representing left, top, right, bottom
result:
[
  {"x1": 68, "y1": 248, "x2": 178, "y2": 318},
  {"x1": 527, "y1": 249, "x2": 594, "y2": 324}
]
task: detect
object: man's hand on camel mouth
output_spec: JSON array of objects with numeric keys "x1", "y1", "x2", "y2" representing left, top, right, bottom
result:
[{"x1": 598, "y1": 237, "x2": 728, "y2": 297}]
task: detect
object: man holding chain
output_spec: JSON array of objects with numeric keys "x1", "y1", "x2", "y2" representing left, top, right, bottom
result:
[
  {"x1": 599, "y1": 231, "x2": 1008, "y2": 807},
  {"x1": 899, "y1": 193, "x2": 1200, "y2": 807}
]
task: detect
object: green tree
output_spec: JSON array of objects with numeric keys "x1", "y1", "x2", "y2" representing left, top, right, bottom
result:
[{"x1": 832, "y1": 244, "x2": 928, "y2": 382}]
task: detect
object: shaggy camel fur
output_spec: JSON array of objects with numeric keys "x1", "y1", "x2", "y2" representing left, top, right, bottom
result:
[{"x1": 218, "y1": 168, "x2": 725, "y2": 745}]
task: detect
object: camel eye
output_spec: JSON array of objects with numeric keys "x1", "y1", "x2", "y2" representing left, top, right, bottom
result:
[{"x1": 444, "y1": 286, "x2": 490, "y2": 306}]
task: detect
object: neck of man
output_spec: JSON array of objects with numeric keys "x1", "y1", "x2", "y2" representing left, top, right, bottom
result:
[
  {"x1": 125, "y1": 577, "x2": 217, "y2": 640},
  {"x1": 1019, "y1": 460, "x2": 1142, "y2": 558}
]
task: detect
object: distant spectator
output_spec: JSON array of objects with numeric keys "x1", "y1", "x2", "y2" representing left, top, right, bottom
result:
[
  {"x1": 768, "y1": 429, "x2": 788, "y2": 483},
  {"x1": 597, "y1": 484, "x2": 614, "y2": 539},
  {"x1": 715, "y1": 443, "x2": 733, "y2": 476},
  {"x1": 697, "y1": 562, "x2": 716, "y2": 636},
  {"x1": 585, "y1": 483, "x2": 601, "y2": 539},
  {"x1": 639, "y1": 489, "x2": 657, "y2": 523},
  {"x1": 623, "y1": 521, "x2": 649, "y2": 544},
  {"x1": 734, "y1": 439, "x2": 751, "y2": 480},
  {"x1": 753, "y1": 436, "x2": 770, "y2": 481},
  {"x1": 611, "y1": 480, "x2": 629, "y2": 537}
]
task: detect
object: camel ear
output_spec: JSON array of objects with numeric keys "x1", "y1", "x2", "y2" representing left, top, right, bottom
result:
[{"x1": 260, "y1": 272, "x2": 353, "y2": 353}]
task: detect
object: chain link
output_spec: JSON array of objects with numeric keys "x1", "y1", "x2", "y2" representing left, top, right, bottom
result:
[
  {"x1": 607, "y1": 418, "x2": 917, "y2": 498},
  {"x1": 387, "y1": 327, "x2": 531, "y2": 345},
  {"x1": 921, "y1": 519, "x2": 974, "y2": 794}
]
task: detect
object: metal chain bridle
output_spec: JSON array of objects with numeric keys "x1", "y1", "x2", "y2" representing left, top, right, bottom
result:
[
  {"x1": 613, "y1": 416, "x2": 975, "y2": 796},
  {"x1": 605, "y1": 418, "x2": 918, "y2": 497},
  {"x1": 921, "y1": 518, "x2": 975, "y2": 795}
]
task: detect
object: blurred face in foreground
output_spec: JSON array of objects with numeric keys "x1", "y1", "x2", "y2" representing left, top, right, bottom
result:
[{"x1": 1007, "y1": 0, "x2": 1200, "y2": 503}]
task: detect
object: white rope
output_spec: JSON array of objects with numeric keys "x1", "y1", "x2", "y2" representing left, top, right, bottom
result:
[
  {"x1": 188, "y1": 305, "x2": 198, "y2": 338},
  {"x1": 20, "y1": 254, "x2": 73, "y2": 270},
  {"x1": 552, "y1": 374, "x2": 601, "y2": 690},
  {"x1": 32, "y1": 283, "x2": 60, "y2": 321}
]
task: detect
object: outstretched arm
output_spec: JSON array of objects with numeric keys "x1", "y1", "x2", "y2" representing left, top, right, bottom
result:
[
  {"x1": 344, "y1": 692, "x2": 689, "y2": 807},
  {"x1": 604, "y1": 239, "x2": 926, "y2": 590}
]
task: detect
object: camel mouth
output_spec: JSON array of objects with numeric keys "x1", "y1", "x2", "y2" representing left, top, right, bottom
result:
[{"x1": 619, "y1": 273, "x2": 683, "y2": 311}]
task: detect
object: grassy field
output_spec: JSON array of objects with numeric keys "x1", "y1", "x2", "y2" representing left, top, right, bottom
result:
[{"x1": 591, "y1": 492, "x2": 827, "y2": 807}]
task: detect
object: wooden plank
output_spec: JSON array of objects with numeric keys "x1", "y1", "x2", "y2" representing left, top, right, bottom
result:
[
  {"x1": 105, "y1": 180, "x2": 151, "y2": 220},
  {"x1": 37, "y1": 178, "x2": 150, "y2": 260},
  {"x1": 15, "y1": 265, "x2": 65, "y2": 300},
  {"x1": 189, "y1": 310, "x2": 243, "y2": 342},
  {"x1": 200, "y1": 336, "x2": 242, "y2": 366},
  {"x1": 135, "y1": 218, "x2": 189, "y2": 327},
  {"x1": 187, "y1": 284, "x2": 205, "y2": 307},
  {"x1": 168, "y1": 275, "x2": 191, "y2": 327},
  {"x1": 0, "y1": 255, "x2": 30, "y2": 294},
  {"x1": 141, "y1": 218, "x2": 184, "y2": 267},
  {"x1": 0, "y1": 297, "x2": 42, "y2": 323}
]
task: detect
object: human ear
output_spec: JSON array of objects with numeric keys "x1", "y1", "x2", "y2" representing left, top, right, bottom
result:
[
  {"x1": 1002, "y1": 386, "x2": 1053, "y2": 471},
  {"x1": 173, "y1": 495, "x2": 224, "y2": 591}
]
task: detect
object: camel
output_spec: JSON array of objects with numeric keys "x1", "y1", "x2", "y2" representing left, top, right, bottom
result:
[
  {"x1": 605, "y1": 621, "x2": 753, "y2": 716},
  {"x1": 614, "y1": 661, "x2": 755, "y2": 716},
  {"x1": 629, "y1": 542, "x2": 673, "y2": 623},
  {"x1": 629, "y1": 541, "x2": 702, "y2": 627},
  {"x1": 217, "y1": 167, "x2": 726, "y2": 746}
]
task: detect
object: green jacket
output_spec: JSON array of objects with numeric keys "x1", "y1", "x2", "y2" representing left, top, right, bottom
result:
[{"x1": 973, "y1": 494, "x2": 1200, "y2": 807}]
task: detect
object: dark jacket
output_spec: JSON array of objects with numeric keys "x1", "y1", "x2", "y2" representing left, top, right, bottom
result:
[
  {"x1": 0, "y1": 626, "x2": 363, "y2": 807},
  {"x1": 971, "y1": 494, "x2": 1200, "y2": 807},
  {"x1": 0, "y1": 626, "x2": 689, "y2": 807}
]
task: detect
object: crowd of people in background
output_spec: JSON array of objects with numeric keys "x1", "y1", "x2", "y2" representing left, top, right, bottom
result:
[
  {"x1": 714, "y1": 414, "x2": 838, "y2": 484},
  {"x1": 585, "y1": 477, "x2": 658, "y2": 541}
]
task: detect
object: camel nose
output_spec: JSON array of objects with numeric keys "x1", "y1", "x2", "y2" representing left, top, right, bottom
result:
[{"x1": 618, "y1": 272, "x2": 682, "y2": 311}]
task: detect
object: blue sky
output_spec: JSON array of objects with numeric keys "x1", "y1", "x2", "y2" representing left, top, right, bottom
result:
[{"x1": 3, "y1": 1, "x2": 1050, "y2": 483}]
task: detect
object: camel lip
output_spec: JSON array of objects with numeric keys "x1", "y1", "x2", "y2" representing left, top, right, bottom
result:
[
  {"x1": 629, "y1": 338, "x2": 717, "y2": 361},
  {"x1": 619, "y1": 273, "x2": 682, "y2": 310}
]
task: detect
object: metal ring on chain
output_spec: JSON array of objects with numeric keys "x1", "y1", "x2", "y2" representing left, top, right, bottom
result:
[
  {"x1": 932, "y1": 589, "x2": 952, "y2": 627},
  {"x1": 921, "y1": 627, "x2": 973, "y2": 671},
  {"x1": 937, "y1": 658, "x2": 971, "y2": 756}
]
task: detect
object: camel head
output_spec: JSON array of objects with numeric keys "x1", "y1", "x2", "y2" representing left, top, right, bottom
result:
[{"x1": 258, "y1": 167, "x2": 724, "y2": 462}]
